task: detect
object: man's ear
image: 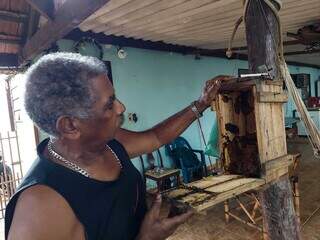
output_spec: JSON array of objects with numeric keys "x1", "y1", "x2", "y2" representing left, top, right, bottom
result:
[{"x1": 56, "y1": 116, "x2": 81, "y2": 140}]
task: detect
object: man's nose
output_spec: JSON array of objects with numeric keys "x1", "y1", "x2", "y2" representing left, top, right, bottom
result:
[{"x1": 115, "y1": 99, "x2": 126, "y2": 114}]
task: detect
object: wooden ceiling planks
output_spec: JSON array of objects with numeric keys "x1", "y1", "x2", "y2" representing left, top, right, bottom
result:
[
  {"x1": 140, "y1": 0, "x2": 319, "y2": 42},
  {"x1": 80, "y1": 0, "x2": 319, "y2": 52},
  {"x1": 93, "y1": 0, "x2": 188, "y2": 33},
  {"x1": 107, "y1": 0, "x2": 240, "y2": 37},
  {"x1": 81, "y1": 0, "x2": 159, "y2": 32},
  {"x1": 128, "y1": 2, "x2": 319, "y2": 44},
  {"x1": 140, "y1": 5, "x2": 243, "y2": 41},
  {"x1": 144, "y1": 15, "x2": 319, "y2": 48},
  {"x1": 106, "y1": 0, "x2": 287, "y2": 38},
  {"x1": 159, "y1": 15, "x2": 318, "y2": 45},
  {"x1": 80, "y1": 0, "x2": 132, "y2": 30}
]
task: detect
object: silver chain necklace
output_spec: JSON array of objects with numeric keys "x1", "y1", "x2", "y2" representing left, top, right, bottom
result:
[{"x1": 47, "y1": 140, "x2": 123, "y2": 178}]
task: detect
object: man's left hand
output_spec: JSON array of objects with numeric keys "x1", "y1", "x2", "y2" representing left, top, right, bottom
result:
[{"x1": 198, "y1": 75, "x2": 232, "y2": 109}]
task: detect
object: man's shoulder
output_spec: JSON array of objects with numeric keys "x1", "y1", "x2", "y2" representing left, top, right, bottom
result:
[
  {"x1": 17, "y1": 184, "x2": 69, "y2": 208},
  {"x1": 7, "y1": 185, "x2": 84, "y2": 240}
]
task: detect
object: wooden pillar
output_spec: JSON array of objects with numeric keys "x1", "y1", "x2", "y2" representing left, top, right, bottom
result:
[{"x1": 245, "y1": 1, "x2": 301, "y2": 239}]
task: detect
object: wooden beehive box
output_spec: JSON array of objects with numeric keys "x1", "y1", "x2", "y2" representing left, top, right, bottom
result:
[
  {"x1": 164, "y1": 78, "x2": 292, "y2": 213},
  {"x1": 216, "y1": 77, "x2": 291, "y2": 182}
]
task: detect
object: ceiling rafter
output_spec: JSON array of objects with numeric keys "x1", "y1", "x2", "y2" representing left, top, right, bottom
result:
[{"x1": 20, "y1": 0, "x2": 110, "y2": 63}]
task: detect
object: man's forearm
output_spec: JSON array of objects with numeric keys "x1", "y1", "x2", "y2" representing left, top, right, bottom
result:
[{"x1": 151, "y1": 100, "x2": 208, "y2": 147}]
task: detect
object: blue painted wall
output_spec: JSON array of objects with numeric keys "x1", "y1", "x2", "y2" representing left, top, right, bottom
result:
[
  {"x1": 100, "y1": 44, "x2": 248, "y2": 172},
  {"x1": 52, "y1": 40, "x2": 320, "y2": 176}
]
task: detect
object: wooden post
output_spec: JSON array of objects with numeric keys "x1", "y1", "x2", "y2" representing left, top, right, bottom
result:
[{"x1": 245, "y1": 0, "x2": 301, "y2": 239}]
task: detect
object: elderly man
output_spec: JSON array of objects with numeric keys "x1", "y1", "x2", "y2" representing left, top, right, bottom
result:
[{"x1": 5, "y1": 53, "x2": 225, "y2": 240}]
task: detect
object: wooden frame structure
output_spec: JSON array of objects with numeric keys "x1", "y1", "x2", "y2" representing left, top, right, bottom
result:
[
  {"x1": 165, "y1": 76, "x2": 295, "y2": 213},
  {"x1": 223, "y1": 153, "x2": 301, "y2": 238}
]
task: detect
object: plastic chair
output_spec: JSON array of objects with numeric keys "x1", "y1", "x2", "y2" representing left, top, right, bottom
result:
[{"x1": 165, "y1": 137, "x2": 208, "y2": 183}]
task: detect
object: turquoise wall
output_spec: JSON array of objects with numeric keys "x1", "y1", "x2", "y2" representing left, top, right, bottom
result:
[
  {"x1": 51, "y1": 40, "x2": 320, "y2": 176},
  {"x1": 101, "y1": 44, "x2": 249, "y2": 172}
]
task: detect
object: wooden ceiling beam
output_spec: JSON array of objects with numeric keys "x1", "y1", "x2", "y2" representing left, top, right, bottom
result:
[
  {"x1": 20, "y1": 0, "x2": 110, "y2": 64},
  {"x1": 0, "y1": 10, "x2": 28, "y2": 23},
  {"x1": 25, "y1": 0, "x2": 55, "y2": 20}
]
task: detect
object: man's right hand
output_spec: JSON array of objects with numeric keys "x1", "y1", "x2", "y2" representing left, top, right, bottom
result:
[{"x1": 136, "y1": 194, "x2": 193, "y2": 240}]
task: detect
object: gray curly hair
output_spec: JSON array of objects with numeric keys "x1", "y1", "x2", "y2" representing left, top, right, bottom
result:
[{"x1": 24, "y1": 52, "x2": 108, "y2": 137}]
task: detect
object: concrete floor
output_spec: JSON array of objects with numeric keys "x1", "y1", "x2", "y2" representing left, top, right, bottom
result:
[{"x1": 168, "y1": 139, "x2": 320, "y2": 240}]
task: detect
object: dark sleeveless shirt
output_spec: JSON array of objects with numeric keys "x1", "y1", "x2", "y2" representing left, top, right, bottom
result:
[{"x1": 5, "y1": 138, "x2": 147, "y2": 240}]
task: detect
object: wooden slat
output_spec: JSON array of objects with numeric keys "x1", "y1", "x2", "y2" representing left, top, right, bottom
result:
[
  {"x1": 138, "y1": 0, "x2": 315, "y2": 40},
  {"x1": 254, "y1": 85, "x2": 287, "y2": 164},
  {"x1": 110, "y1": 0, "x2": 240, "y2": 37},
  {"x1": 140, "y1": 0, "x2": 318, "y2": 40},
  {"x1": 153, "y1": 11, "x2": 319, "y2": 45},
  {"x1": 88, "y1": 0, "x2": 160, "y2": 32},
  {"x1": 262, "y1": 155, "x2": 293, "y2": 173},
  {"x1": 103, "y1": 0, "x2": 241, "y2": 36},
  {"x1": 101, "y1": 0, "x2": 318, "y2": 42},
  {"x1": 140, "y1": 8, "x2": 243, "y2": 41},
  {"x1": 220, "y1": 78, "x2": 256, "y2": 92},
  {"x1": 171, "y1": 19, "x2": 313, "y2": 49},
  {"x1": 257, "y1": 92, "x2": 288, "y2": 103},
  {"x1": 80, "y1": 0, "x2": 133, "y2": 30},
  {"x1": 206, "y1": 178, "x2": 262, "y2": 193},
  {"x1": 93, "y1": 0, "x2": 188, "y2": 33},
  {"x1": 189, "y1": 175, "x2": 242, "y2": 189},
  {"x1": 165, "y1": 175, "x2": 265, "y2": 212},
  {"x1": 21, "y1": 0, "x2": 110, "y2": 62},
  {"x1": 196, "y1": 178, "x2": 265, "y2": 212}
]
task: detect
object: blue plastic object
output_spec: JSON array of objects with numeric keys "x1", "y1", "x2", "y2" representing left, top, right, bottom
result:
[
  {"x1": 165, "y1": 137, "x2": 207, "y2": 183},
  {"x1": 204, "y1": 120, "x2": 220, "y2": 158}
]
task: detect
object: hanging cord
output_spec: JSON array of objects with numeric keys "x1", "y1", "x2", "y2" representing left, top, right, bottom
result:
[
  {"x1": 226, "y1": 0, "x2": 251, "y2": 58},
  {"x1": 226, "y1": 16, "x2": 243, "y2": 58},
  {"x1": 195, "y1": 118, "x2": 214, "y2": 170}
]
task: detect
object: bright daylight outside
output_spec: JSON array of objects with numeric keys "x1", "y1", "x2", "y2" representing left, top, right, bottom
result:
[{"x1": 0, "y1": 73, "x2": 37, "y2": 239}]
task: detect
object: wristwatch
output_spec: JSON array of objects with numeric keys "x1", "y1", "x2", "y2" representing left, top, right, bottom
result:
[{"x1": 190, "y1": 101, "x2": 203, "y2": 118}]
